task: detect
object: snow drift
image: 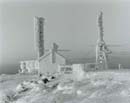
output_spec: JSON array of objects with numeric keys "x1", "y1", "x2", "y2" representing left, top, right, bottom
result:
[{"x1": 0, "y1": 70, "x2": 130, "y2": 103}]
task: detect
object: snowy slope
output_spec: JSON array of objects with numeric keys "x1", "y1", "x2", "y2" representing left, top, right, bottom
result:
[{"x1": 0, "y1": 70, "x2": 130, "y2": 103}]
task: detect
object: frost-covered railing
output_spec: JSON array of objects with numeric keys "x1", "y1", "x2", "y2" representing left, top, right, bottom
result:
[
  {"x1": 58, "y1": 63, "x2": 97, "y2": 74},
  {"x1": 83, "y1": 63, "x2": 97, "y2": 72},
  {"x1": 58, "y1": 65, "x2": 73, "y2": 74},
  {"x1": 19, "y1": 60, "x2": 39, "y2": 74}
]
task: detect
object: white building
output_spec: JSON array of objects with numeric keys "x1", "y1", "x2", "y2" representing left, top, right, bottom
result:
[{"x1": 39, "y1": 46, "x2": 67, "y2": 74}]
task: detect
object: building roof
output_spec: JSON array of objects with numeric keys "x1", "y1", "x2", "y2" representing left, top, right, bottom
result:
[{"x1": 39, "y1": 50, "x2": 66, "y2": 62}]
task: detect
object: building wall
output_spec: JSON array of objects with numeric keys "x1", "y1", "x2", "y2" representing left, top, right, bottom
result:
[{"x1": 39, "y1": 53, "x2": 66, "y2": 74}]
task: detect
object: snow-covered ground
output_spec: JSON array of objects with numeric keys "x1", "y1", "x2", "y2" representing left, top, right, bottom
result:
[{"x1": 0, "y1": 69, "x2": 130, "y2": 103}]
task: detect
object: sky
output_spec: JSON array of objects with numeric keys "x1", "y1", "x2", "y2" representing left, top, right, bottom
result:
[{"x1": 1, "y1": 0, "x2": 130, "y2": 74}]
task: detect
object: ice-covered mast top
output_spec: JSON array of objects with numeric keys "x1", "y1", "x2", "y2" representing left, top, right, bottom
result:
[{"x1": 96, "y1": 11, "x2": 111, "y2": 70}]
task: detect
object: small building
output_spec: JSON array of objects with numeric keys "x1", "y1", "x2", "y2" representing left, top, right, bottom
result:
[{"x1": 39, "y1": 43, "x2": 67, "y2": 74}]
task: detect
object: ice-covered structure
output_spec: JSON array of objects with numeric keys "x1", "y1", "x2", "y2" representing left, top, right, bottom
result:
[
  {"x1": 84, "y1": 63, "x2": 97, "y2": 71},
  {"x1": 19, "y1": 17, "x2": 69, "y2": 74},
  {"x1": 58, "y1": 64, "x2": 87, "y2": 81},
  {"x1": 96, "y1": 12, "x2": 112, "y2": 70},
  {"x1": 34, "y1": 17, "x2": 69, "y2": 74},
  {"x1": 58, "y1": 65, "x2": 73, "y2": 74},
  {"x1": 19, "y1": 60, "x2": 39, "y2": 74},
  {"x1": 72, "y1": 64, "x2": 85, "y2": 81},
  {"x1": 19, "y1": 17, "x2": 44, "y2": 74},
  {"x1": 19, "y1": 12, "x2": 114, "y2": 75},
  {"x1": 39, "y1": 43, "x2": 67, "y2": 74}
]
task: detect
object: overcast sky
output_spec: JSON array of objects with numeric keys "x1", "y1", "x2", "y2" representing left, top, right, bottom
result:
[{"x1": 1, "y1": 0, "x2": 130, "y2": 74}]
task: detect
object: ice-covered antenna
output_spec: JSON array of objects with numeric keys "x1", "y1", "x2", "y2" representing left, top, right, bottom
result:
[
  {"x1": 96, "y1": 11, "x2": 112, "y2": 70},
  {"x1": 98, "y1": 11, "x2": 104, "y2": 41}
]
